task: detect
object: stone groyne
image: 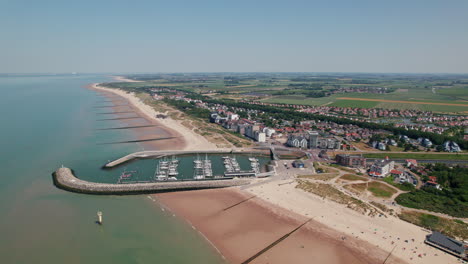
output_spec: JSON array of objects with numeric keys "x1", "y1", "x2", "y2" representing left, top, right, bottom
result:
[{"x1": 53, "y1": 167, "x2": 251, "y2": 195}]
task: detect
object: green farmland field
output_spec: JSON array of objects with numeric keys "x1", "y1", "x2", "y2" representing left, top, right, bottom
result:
[
  {"x1": 262, "y1": 89, "x2": 468, "y2": 113},
  {"x1": 329, "y1": 100, "x2": 379, "y2": 108}
]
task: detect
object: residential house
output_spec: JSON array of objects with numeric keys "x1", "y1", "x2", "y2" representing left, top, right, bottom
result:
[
  {"x1": 369, "y1": 159, "x2": 395, "y2": 177},
  {"x1": 287, "y1": 134, "x2": 308, "y2": 148},
  {"x1": 425, "y1": 176, "x2": 442, "y2": 190},
  {"x1": 335, "y1": 154, "x2": 366, "y2": 167}
]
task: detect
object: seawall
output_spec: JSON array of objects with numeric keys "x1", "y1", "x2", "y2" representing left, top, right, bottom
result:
[{"x1": 53, "y1": 167, "x2": 251, "y2": 195}]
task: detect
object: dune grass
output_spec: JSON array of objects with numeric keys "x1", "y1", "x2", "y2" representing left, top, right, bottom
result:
[{"x1": 367, "y1": 182, "x2": 397, "y2": 198}]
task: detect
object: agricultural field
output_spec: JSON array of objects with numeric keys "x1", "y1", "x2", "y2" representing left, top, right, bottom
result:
[
  {"x1": 329, "y1": 100, "x2": 379, "y2": 108},
  {"x1": 115, "y1": 73, "x2": 468, "y2": 113},
  {"x1": 435, "y1": 86, "x2": 468, "y2": 101},
  {"x1": 264, "y1": 88, "x2": 468, "y2": 112}
]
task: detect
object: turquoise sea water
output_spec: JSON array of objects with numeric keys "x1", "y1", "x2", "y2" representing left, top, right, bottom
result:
[{"x1": 0, "y1": 75, "x2": 224, "y2": 264}]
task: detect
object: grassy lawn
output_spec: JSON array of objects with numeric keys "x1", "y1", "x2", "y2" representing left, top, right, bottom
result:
[
  {"x1": 367, "y1": 182, "x2": 398, "y2": 198},
  {"x1": 363, "y1": 153, "x2": 468, "y2": 161},
  {"x1": 399, "y1": 210, "x2": 468, "y2": 240},
  {"x1": 339, "y1": 174, "x2": 368, "y2": 181},
  {"x1": 382, "y1": 176, "x2": 415, "y2": 191}
]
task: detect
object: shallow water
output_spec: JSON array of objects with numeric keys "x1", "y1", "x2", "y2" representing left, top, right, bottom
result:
[{"x1": 0, "y1": 75, "x2": 224, "y2": 264}]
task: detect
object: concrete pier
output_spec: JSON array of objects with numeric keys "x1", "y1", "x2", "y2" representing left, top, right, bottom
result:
[{"x1": 53, "y1": 167, "x2": 251, "y2": 195}]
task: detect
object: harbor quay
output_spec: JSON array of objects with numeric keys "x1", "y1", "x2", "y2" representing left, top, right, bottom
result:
[
  {"x1": 53, "y1": 167, "x2": 251, "y2": 195},
  {"x1": 103, "y1": 148, "x2": 275, "y2": 168}
]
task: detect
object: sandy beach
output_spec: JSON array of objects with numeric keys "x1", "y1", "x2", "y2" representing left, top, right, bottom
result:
[
  {"x1": 155, "y1": 188, "x2": 405, "y2": 264},
  {"x1": 244, "y1": 179, "x2": 460, "y2": 264},
  {"x1": 89, "y1": 82, "x2": 217, "y2": 151},
  {"x1": 111, "y1": 75, "x2": 143, "y2": 82}
]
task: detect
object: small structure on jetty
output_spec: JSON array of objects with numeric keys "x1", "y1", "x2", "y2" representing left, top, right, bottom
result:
[
  {"x1": 97, "y1": 211, "x2": 103, "y2": 225},
  {"x1": 53, "y1": 167, "x2": 251, "y2": 195}
]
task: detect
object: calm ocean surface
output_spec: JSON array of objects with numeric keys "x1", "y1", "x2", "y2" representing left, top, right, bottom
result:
[{"x1": 0, "y1": 75, "x2": 224, "y2": 264}]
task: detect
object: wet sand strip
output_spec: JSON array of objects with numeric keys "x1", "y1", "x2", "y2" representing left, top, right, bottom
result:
[
  {"x1": 93, "y1": 104, "x2": 129, "y2": 108},
  {"x1": 96, "y1": 125, "x2": 161, "y2": 130},
  {"x1": 87, "y1": 83, "x2": 186, "y2": 150},
  {"x1": 96, "y1": 100, "x2": 127, "y2": 103},
  {"x1": 96, "y1": 111, "x2": 135, "y2": 115},
  {"x1": 222, "y1": 195, "x2": 256, "y2": 211},
  {"x1": 98, "y1": 136, "x2": 178, "y2": 145},
  {"x1": 96, "y1": 116, "x2": 142, "y2": 121}
]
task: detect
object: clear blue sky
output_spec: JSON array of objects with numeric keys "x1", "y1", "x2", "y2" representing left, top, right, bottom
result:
[{"x1": 1, "y1": 0, "x2": 467, "y2": 73}]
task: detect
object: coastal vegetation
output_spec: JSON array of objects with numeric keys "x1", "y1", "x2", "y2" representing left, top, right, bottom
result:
[
  {"x1": 296, "y1": 180, "x2": 380, "y2": 216},
  {"x1": 339, "y1": 174, "x2": 368, "y2": 181},
  {"x1": 382, "y1": 176, "x2": 416, "y2": 191},
  {"x1": 367, "y1": 182, "x2": 398, "y2": 198},
  {"x1": 134, "y1": 93, "x2": 252, "y2": 148},
  {"x1": 398, "y1": 210, "x2": 468, "y2": 240},
  {"x1": 343, "y1": 183, "x2": 368, "y2": 195},
  {"x1": 396, "y1": 164, "x2": 468, "y2": 218}
]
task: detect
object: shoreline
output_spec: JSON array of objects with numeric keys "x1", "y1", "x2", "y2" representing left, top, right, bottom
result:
[{"x1": 88, "y1": 82, "x2": 217, "y2": 151}]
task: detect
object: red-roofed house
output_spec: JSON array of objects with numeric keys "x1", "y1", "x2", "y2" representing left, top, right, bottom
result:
[
  {"x1": 426, "y1": 176, "x2": 441, "y2": 190},
  {"x1": 391, "y1": 169, "x2": 403, "y2": 176},
  {"x1": 406, "y1": 159, "x2": 418, "y2": 168}
]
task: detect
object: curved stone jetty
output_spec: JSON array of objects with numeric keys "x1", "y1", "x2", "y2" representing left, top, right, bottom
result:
[{"x1": 53, "y1": 167, "x2": 251, "y2": 195}]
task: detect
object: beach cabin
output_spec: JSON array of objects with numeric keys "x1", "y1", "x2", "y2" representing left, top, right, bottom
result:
[{"x1": 425, "y1": 232, "x2": 467, "y2": 260}]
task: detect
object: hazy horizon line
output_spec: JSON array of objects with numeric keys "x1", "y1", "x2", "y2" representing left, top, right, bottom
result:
[{"x1": 1, "y1": 71, "x2": 468, "y2": 75}]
